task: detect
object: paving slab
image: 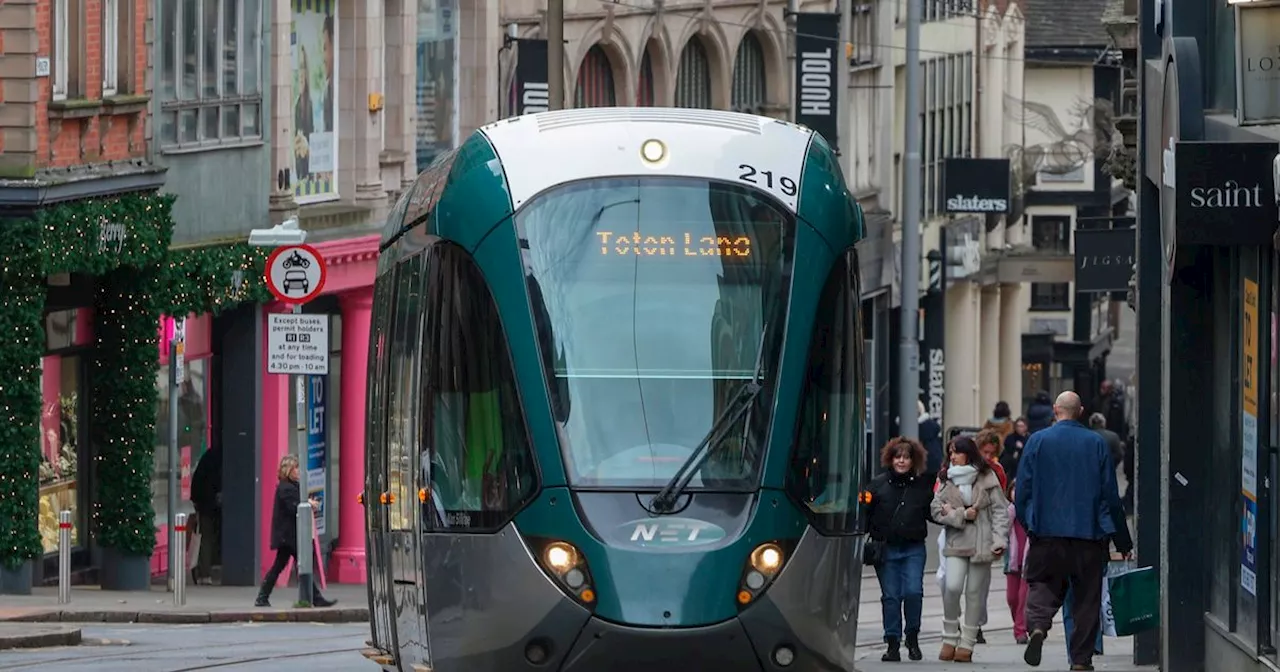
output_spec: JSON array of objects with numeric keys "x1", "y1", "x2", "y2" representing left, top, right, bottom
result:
[
  {"x1": 0, "y1": 623, "x2": 82, "y2": 650},
  {"x1": 0, "y1": 584, "x2": 370, "y2": 624}
]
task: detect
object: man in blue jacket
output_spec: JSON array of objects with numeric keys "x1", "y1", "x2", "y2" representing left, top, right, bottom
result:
[{"x1": 1016, "y1": 391, "x2": 1132, "y2": 671}]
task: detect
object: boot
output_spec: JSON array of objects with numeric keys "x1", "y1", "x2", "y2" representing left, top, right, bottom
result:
[
  {"x1": 939, "y1": 619, "x2": 960, "y2": 661},
  {"x1": 976, "y1": 627, "x2": 986, "y2": 644},
  {"x1": 254, "y1": 586, "x2": 271, "y2": 608},
  {"x1": 881, "y1": 637, "x2": 901, "y2": 662},
  {"x1": 953, "y1": 647, "x2": 973, "y2": 663},
  {"x1": 904, "y1": 631, "x2": 923, "y2": 661},
  {"x1": 938, "y1": 643, "x2": 955, "y2": 661},
  {"x1": 312, "y1": 592, "x2": 337, "y2": 608}
]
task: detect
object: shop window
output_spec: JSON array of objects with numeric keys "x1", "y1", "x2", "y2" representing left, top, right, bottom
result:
[
  {"x1": 1031, "y1": 216, "x2": 1070, "y2": 253},
  {"x1": 152, "y1": 358, "x2": 210, "y2": 532},
  {"x1": 1021, "y1": 361, "x2": 1045, "y2": 408},
  {"x1": 786, "y1": 249, "x2": 865, "y2": 535},
  {"x1": 1030, "y1": 283, "x2": 1071, "y2": 311},
  {"x1": 38, "y1": 355, "x2": 84, "y2": 553},
  {"x1": 415, "y1": 243, "x2": 539, "y2": 531}
]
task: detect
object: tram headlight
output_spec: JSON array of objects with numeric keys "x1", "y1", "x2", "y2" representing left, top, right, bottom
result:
[
  {"x1": 736, "y1": 541, "x2": 792, "y2": 609},
  {"x1": 544, "y1": 542, "x2": 577, "y2": 572},
  {"x1": 531, "y1": 538, "x2": 597, "y2": 608}
]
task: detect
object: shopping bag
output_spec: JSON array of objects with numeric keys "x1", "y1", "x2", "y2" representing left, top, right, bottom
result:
[
  {"x1": 935, "y1": 532, "x2": 947, "y2": 592},
  {"x1": 312, "y1": 515, "x2": 328, "y2": 591},
  {"x1": 1105, "y1": 564, "x2": 1159, "y2": 637}
]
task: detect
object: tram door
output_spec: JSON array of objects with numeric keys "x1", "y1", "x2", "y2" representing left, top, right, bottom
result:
[
  {"x1": 367, "y1": 281, "x2": 396, "y2": 654},
  {"x1": 388, "y1": 256, "x2": 429, "y2": 670}
]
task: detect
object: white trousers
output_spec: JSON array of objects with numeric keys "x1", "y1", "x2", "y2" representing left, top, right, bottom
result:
[{"x1": 941, "y1": 556, "x2": 993, "y2": 650}]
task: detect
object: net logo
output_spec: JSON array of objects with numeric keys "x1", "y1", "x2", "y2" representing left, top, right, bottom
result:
[
  {"x1": 621, "y1": 518, "x2": 727, "y2": 547},
  {"x1": 945, "y1": 195, "x2": 1008, "y2": 212}
]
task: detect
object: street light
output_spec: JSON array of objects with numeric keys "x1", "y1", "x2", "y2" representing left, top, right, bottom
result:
[{"x1": 248, "y1": 217, "x2": 307, "y2": 247}]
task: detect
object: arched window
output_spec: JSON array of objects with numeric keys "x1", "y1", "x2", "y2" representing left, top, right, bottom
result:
[
  {"x1": 574, "y1": 45, "x2": 616, "y2": 108},
  {"x1": 731, "y1": 32, "x2": 767, "y2": 114},
  {"x1": 636, "y1": 48, "x2": 656, "y2": 106},
  {"x1": 674, "y1": 37, "x2": 712, "y2": 108}
]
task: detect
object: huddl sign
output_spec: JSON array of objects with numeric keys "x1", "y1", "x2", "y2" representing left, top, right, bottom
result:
[
  {"x1": 942, "y1": 158, "x2": 1011, "y2": 214},
  {"x1": 1236, "y1": 2, "x2": 1280, "y2": 125},
  {"x1": 1174, "y1": 141, "x2": 1279, "y2": 246}
]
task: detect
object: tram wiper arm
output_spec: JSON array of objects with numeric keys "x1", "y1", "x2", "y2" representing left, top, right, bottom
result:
[{"x1": 650, "y1": 324, "x2": 769, "y2": 514}]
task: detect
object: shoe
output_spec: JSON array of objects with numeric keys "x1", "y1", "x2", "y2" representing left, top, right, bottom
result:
[
  {"x1": 881, "y1": 637, "x2": 901, "y2": 662},
  {"x1": 1024, "y1": 629, "x2": 1046, "y2": 666},
  {"x1": 938, "y1": 643, "x2": 956, "y2": 661},
  {"x1": 976, "y1": 628, "x2": 986, "y2": 644},
  {"x1": 954, "y1": 647, "x2": 973, "y2": 663},
  {"x1": 312, "y1": 595, "x2": 337, "y2": 608},
  {"x1": 1016, "y1": 635, "x2": 1029, "y2": 645},
  {"x1": 1070, "y1": 665, "x2": 1095, "y2": 671},
  {"x1": 905, "y1": 632, "x2": 923, "y2": 661},
  {"x1": 254, "y1": 596, "x2": 271, "y2": 607}
]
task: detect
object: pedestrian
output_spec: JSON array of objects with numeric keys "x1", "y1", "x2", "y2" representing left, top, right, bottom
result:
[
  {"x1": 1001, "y1": 417, "x2": 1029, "y2": 482},
  {"x1": 863, "y1": 437, "x2": 935, "y2": 662},
  {"x1": 981, "y1": 401, "x2": 1014, "y2": 443},
  {"x1": 1016, "y1": 391, "x2": 1133, "y2": 671},
  {"x1": 931, "y1": 436, "x2": 1009, "y2": 663},
  {"x1": 1025, "y1": 391, "x2": 1054, "y2": 434},
  {"x1": 974, "y1": 429, "x2": 1008, "y2": 491},
  {"x1": 917, "y1": 400, "x2": 945, "y2": 476},
  {"x1": 1088, "y1": 412, "x2": 1124, "y2": 471},
  {"x1": 189, "y1": 444, "x2": 222, "y2": 585},
  {"x1": 1003, "y1": 477, "x2": 1031, "y2": 645},
  {"x1": 255, "y1": 455, "x2": 337, "y2": 608}
]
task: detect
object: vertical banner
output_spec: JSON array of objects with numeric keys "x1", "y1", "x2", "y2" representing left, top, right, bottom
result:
[
  {"x1": 793, "y1": 13, "x2": 841, "y2": 151},
  {"x1": 306, "y1": 374, "x2": 328, "y2": 536},
  {"x1": 514, "y1": 39, "x2": 550, "y2": 116},
  {"x1": 291, "y1": 0, "x2": 338, "y2": 202},
  {"x1": 1242, "y1": 276, "x2": 1259, "y2": 596},
  {"x1": 919, "y1": 229, "x2": 946, "y2": 426},
  {"x1": 415, "y1": 0, "x2": 458, "y2": 171}
]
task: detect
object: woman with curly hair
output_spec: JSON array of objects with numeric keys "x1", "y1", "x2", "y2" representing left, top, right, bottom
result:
[{"x1": 862, "y1": 437, "x2": 937, "y2": 662}]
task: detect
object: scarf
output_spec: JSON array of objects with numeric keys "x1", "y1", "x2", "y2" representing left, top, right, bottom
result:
[{"x1": 947, "y1": 464, "x2": 979, "y2": 505}]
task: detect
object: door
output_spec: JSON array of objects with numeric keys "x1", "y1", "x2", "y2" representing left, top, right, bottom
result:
[{"x1": 367, "y1": 277, "x2": 396, "y2": 655}]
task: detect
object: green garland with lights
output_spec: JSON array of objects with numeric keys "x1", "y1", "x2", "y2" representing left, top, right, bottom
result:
[{"x1": 0, "y1": 192, "x2": 271, "y2": 568}]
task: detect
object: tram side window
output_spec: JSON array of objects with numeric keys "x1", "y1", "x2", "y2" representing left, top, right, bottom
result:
[
  {"x1": 786, "y1": 249, "x2": 865, "y2": 534},
  {"x1": 388, "y1": 254, "x2": 427, "y2": 532},
  {"x1": 419, "y1": 243, "x2": 539, "y2": 532}
]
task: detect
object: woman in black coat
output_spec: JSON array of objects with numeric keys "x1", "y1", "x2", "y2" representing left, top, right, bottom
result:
[
  {"x1": 863, "y1": 437, "x2": 937, "y2": 662},
  {"x1": 255, "y1": 455, "x2": 336, "y2": 607}
]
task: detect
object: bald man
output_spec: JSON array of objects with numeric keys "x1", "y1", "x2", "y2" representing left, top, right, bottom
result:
[{"x1": 1015, "y1": 391, "x2": 1132, "y2": 671}]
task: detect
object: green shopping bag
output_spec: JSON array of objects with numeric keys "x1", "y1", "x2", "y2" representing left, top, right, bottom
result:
[{"x1": 1107, "y1": 565, "x2": 1159, "y2": 636}]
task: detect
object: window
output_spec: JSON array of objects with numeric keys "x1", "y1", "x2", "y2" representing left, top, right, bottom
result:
[
  {"x1": 1031, "y1": 216, "x2": 1070, "y2": 253},
  {"x1": 102, "y1": 0, "x2": 127, "y2": 96},
  {"x1": 38, "y1": 354, "x2": 84, "y2": 553},
  {"x1": 52, "y1": 0, "x2": 82, "y2": 100},
  {"x1": 158, "y1": 0, "x2": 263, "y2": 148},
  {"x1": 851, "y1": 3, "x2": 876, "y2": 65},
  {"x1": 787, "y1": 249, "x2": 865, "y2": 534},
  {"x1": 675, "y1": 37, "x2": 712, "y2": 109},
  {"x1": 731, "y1": 32, "x2": 767, "y2": 113},
  {"x1": 1030, "y1": 282, "x2": 1071, "y2": 311},
  {"x1": 921, "y1": 53, "x2": 973, "y2": 219},
  {"x1": 637, "y1": 47, "x2": 656, "y2": 106},
  {"x1": 517, "y1": 177, "x2": 795, "y2": 490},
  {"x1": 925, "y1": 0, "x2": 970, "y2": 23},
  {"x1": 574, "y1": 45, "x2": 616, "y2": 108}
]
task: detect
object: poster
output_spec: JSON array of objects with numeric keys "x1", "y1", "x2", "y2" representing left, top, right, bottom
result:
[
  {"x1": 306, "y1": 374, "x2": 328, "y2": 536},
  {"x1": 291, "y1": 0, "x2": 337, "y2": 202},
  {"x1": 1241, "y1": 276, "x2": 1259, "y2": 595},
  {"x1": 415, "y1": 0, "x2": 458, "y2": 171}
]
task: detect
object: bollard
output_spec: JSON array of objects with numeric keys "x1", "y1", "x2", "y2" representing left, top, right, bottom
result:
[
  {"x1": 173, "y1": 513, "x2": 187, "y2": 606},
  {"x1": 58, "y1": 511, "x2": 72, "y2": 605},
  {"x1": 297, "y1": 502, "x2": 314, "y2": 605}
]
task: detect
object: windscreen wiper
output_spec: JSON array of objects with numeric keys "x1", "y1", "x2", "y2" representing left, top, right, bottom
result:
[{"x1": 650, "y1": 324, "x2": 769, "y2": 514}]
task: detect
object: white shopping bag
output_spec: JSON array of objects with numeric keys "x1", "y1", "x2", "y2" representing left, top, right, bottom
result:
[
  {"x1": 935, "y1": 532, "x2": 947, "y2": 592},
  {"x1": 186, "y1": 515, "x2": 201, "y2": 571}
]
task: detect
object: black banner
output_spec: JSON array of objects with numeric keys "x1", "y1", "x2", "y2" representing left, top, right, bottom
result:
[
  {"x1": 942, "y1": 158, "x2": 1011, "y2": 214},
  {"x1": 1174, "y1": 141, "x2": 1279, "y2": 245},
  {"x1": 918, "y1": 229, "x2": 946, "y2": 425},
  {"x1": 794, "y1": 13, "x2": 840, "y2": 150},
  {"x1": 1075, "y1": 228, "x2": 1136, "y2": 293},
  {"x1": 514, "y1": 38, "x2": 549, "y2": 116}
]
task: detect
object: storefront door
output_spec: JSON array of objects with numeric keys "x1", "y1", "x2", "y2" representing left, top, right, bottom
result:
[{"x1": 39, "y1": 308, "x2": 92, "y2": 576}]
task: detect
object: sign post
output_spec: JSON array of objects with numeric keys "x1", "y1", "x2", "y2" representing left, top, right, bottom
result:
[{"x1": 251, "y1": 220, "x2": 329, "y2": 606}]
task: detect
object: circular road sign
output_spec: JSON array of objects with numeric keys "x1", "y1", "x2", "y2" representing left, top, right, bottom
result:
[{"x1": 265, "y1": 244, "x2": 327, "y2": 305}]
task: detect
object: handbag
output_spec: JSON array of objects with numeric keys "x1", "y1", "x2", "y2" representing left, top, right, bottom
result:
[{"x1": 862, "y1": 536, "x2": 885, "y2": 566}]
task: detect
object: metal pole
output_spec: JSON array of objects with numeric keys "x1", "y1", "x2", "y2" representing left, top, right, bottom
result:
[
  {"x1": 58, "y1": 510, "x2": 71, "y2": 604},
  {"x1": 547, "y1": 0, "x2": 564, "y2": 110},
  {"x1": 896, "y1": 0, "x2": 923, "y2": 439},
  {"x1": 294, "y1": 305, "x2": 314, "y2": 604},
  {"x1": 167, "y1": 334, "x2": 180, "y2": 590},
  {"x1": 174, "y1": 513, "x2": 187, "y2": 606},
  {"x1": 835, "y1": 0, "x2": 852, "y2": 177}
]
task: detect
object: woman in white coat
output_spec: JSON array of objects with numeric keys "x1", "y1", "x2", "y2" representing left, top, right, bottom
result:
[{"x1": 930, "y1": 436, "x2": 1010, "y2": 663}]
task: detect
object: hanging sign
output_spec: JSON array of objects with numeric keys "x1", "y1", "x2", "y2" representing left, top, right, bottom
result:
[
  {"x1": 1074, "y1": 229, "x2": 1136, "y2": 293},
  {"x1": 514, "y1": 38, "x2": 549, "y2": 116},
  {"x1": 793, "y1": 13, "x2": 841, "y2": 151}
]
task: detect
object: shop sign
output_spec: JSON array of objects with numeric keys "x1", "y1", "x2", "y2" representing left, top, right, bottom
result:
[
  {"x1": 794, "y1": 13, "x2": 841, "y2": 150},
  {"x1": 1235, "y1": 3, "x2": 1280, "y2": 125},
  {"x1": 1074, "y1": 229, "x2": 1136, "y2": 293},
  {"x1": 513, "y1": 38, "x2": 549, "y2": 115},
  {"x1": 1242, "y1": 275, "x2": 1260, "y2": 596},
  {"x1": 942, "y1": 158, "x2": 1011, "y2": 214},
  {"x1": 98, "y1": 218, "x2": 127, "y2": 254},
  {"x1": 1173, "y1": 141, "x2": 1279, "y2": 246}
]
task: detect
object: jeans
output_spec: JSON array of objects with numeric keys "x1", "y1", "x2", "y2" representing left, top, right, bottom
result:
[
  {"x1": 941, "y1": 557, "x2": 993, "y2": 649},
  {"x1": 874, "y1": 542, "x2": 927, "y2": 640},
  {"x1": 1062, "y1": 581, "x2": 1105, "y2": 656}
]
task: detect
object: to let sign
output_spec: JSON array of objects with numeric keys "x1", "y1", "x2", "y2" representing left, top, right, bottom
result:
[
  {"x1": 268, "y1": 314, "x2": 330, "y2": 375},
  {"x1": 1174, "y1": 141, "x2": 1279, "y2": 246},
  {"x1": 1074, "y1": 228, "x2": 1136, "y2": 293}
]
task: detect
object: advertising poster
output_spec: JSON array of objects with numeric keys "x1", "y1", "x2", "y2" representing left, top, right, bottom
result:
[
  {"x1": 415, "y1": 0, "x2": 458, "y2": 171},
  {"x1": 291, "y1": 0, "x2": 338, "y2": 202},
  {"x1": 1242, "y1": 276, "x2": 1259, "y2": 596},
  {"x1": 306, "y1": 374, "x2": 328, "y2": 536}
]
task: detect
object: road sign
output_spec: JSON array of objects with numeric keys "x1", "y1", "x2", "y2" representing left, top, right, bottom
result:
[
  {"x1": 265, "y1": 244, "x2": 327, "y2": 305},
  {"x1": 267, "y1": 314, "x2": 330, "y2": 375}
]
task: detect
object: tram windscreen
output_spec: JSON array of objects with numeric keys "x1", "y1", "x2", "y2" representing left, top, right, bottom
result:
[{"x1": 517, "y1": 177, "x2": 794, "y2": 490}]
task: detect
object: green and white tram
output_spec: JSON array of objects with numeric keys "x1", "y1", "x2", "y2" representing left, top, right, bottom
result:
[{"x1": 362, "y1": 107, "x2": 869, "y2": 672}]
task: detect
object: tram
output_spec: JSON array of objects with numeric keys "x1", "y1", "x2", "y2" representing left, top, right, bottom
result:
[{"x1": 361, "y1": 107, "x2": 869, "y2": 672}]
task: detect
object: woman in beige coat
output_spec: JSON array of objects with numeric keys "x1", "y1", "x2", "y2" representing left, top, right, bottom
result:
[{"x1": 930, "y1": 436, "x2": 1010, "y2": 663}]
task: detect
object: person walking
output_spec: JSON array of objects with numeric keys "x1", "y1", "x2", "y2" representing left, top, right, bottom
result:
[
  {"x1": 931, "y1": 437, "x2": 1009, "y2": 663},
  {"x1": 918, "y1": 400, "x2": 945, "y2": 476},
  {"x1": 189, "y1": 444, "x2": 222, "y2": 585},
  {"x1": 1088, "y1": 412, "x2": 1124, "y2": 471},
  {"x1": 863, "y1": 437, "x2": 935, "y2": 662},
  {"x1": 1001, "y1": 418, "x2": 1029, "y2": 482},
  {"x1": 1003, "y1": 478, "x2": 1031, "y2": 644},
  {"x1": 255, "y1": 455, "x2": 337, "y2": 608},
  {"x1": 1025, "y1": 391, "x2": 1054, "y2": 434},
  {"x1": 1016, "y1": 391, "x2": 1132, "y2": 671},
  {"x1": 981, "y1": 401, "x2": 1015, "y2": 444}
]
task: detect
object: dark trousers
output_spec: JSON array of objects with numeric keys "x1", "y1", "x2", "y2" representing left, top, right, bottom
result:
[
  {"x1": 258, "y1": 545, "x2": 323, "y2": 599},
  {"x1": 1024, "y1": 536, "x2": 1109, "y2": 666}
]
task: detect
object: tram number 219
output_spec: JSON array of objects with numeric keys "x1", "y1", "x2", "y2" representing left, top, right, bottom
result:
[{"x1": 738, "y1": 164, "x2": 798, "y2": 197}]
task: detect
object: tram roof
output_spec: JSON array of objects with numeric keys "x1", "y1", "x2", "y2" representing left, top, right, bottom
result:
[{"x1": 478, "y1": 107, "x2": 819, "y2": 214}]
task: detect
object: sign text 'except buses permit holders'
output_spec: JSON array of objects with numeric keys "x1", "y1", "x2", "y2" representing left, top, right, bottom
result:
[{"x1": 268, "y1": 314, "x2": 330, "y2": 375}]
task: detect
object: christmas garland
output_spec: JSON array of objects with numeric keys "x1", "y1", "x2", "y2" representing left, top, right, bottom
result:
[{"x1": 0, "y1": 193, "x2": 270, "y2": 568}]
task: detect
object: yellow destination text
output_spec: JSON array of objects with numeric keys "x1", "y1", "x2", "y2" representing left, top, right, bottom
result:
[{"x1": 595, "y1": 231, "x2": 752, "y2": 258}]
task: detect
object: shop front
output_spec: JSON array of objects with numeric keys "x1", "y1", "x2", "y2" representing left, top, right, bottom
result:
[{"x1": 259, "y1": 234, "x2": 378, "y2": 585}]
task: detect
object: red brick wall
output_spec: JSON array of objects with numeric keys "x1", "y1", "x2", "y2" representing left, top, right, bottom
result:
[{"x1": 35, "y1": 0, "x2": 149, "y2": 168}]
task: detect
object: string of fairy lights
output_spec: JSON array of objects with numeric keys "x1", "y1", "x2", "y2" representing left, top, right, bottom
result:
[{"x1": 0, "y1": 193, "x2": 271, "y2": 568}]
